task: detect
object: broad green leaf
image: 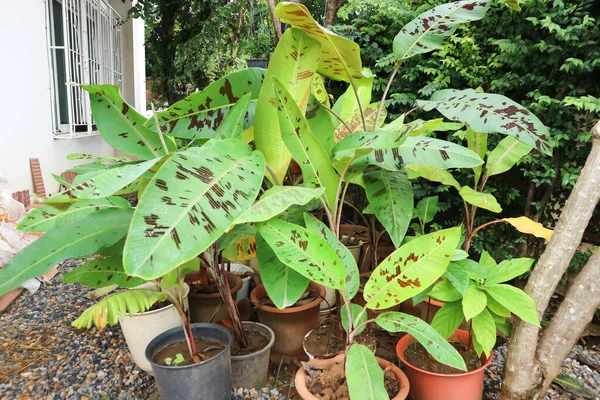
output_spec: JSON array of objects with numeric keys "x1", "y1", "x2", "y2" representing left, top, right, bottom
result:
[
  {"x1": 459, "y1": 186, "x2": 502, "y2": 213},
  {"x1": 346, "y1": 344, "x2": 388, "y2": 400},
  {"x1": 0, "y1": 208, "x2": 133, "y2": 296},
  {"x1": 486, "y1": 258, "x2": 534, "y2": 285},
  {"x1": 377, "y1": 312, "x2": 467, "y2": 371},
  {"x1": 414, "y1": 196, "x2": 439, "y2": 224},
  {"x1": 306, "y1": 95, "x2": 334, "y2": 154},
  {"x1": 275, "y1": 3, "x2": 364, "y2": 83},
  {"x1": 272, "y1": 78, "x2": 339, "y2": 210},
  {"x1": 124, "y1": 139, "x2": 265, "y2": 279},
  {"x1": 63, "y1": 255, "x2": 146, "y2": 288},
  {"x1": 363, "y1": 227, "x2": 460, "y2": 309},
  {"x1": 221, "y1": 225, "x2": 257, "y2": 262},
  {"x1": 303, "y1": 214, "x2": 360, "y2": 299},
  {"x1": 554, "y1": 374, "x2": 597, "y2": 399},
  {"x1": 18, "y1": 197, "x2": 130, "y2": 233},
  {"x1": 256, "y1": 233, "x2": 309, "y2": 309},
  {"x1": 502, "y1": 0, "x2": 521, "y2": 11},
  {"x1": 152, "y1": 69, "x2": 265, "y2": 139},
  {"x1": 393, "y1": 0, "x2": 490, "y2": 61},
  {"x1": 67, "y1": 153, "x2": 130, "y2": 163},
  {"x1": 492, "y1": 312, "x2": 513, "y2": 336},
  {"x1": 385, "y1": 118, "x2": 443, "y2": 136},
  {"x1": 503, "y1": 216, "x2": 553, "y2": 241},
  {"x1": 68, "y1": 161, "x2": 111, "y2": 174},
  {"x1": 72, "y1": 289, "x2": 167, "y2": 329},
  {"x1": 485, "y1": 293, "x2": 511, "y2": 317},
  {"x1": 311, "y1": 74, "x2": 330, "y2": 107},
  {"x1": 160, "y1": 258, "x2": 201, "y2": 289},
  {"x1": 334, "y1": 102, "x2": 386, "y2": 142},
  {"x1": 455, "y1": 259, "x2": 491, "y2": 280},
  {"x1": 452, "y1": 249, "x2": 469, "y2": 261},
  {"x1": 429, "y1": 280, "x2": 462, "y2": 302},
  {"x1": 363, "y1": 169, "x2": 413, "y2": 247},
  {"x1": 254, "y1": 28, "x2": 321, "y2": 183},
  {"x1": 466, "y1": 127, "x2": 487, "y2": 185},
  {"x1": 485, "y1": 283, "x2": 540, "y2": 326},
  {"x1": 68, "y1": 158, "x2": 161, "y2": 199},
  {"x1": 255, "y1": 218, "x2": 345, "y2": 289},
  {"x1": 213, "y1": 93, "x2": 251, "y2": 140},
  {"x1": 412, "y1": 284, "x2": 434, "y2": 305},
  {"x1": 472, "y1": 308, "x2": 496, "y2": 357},
  {"x1": 444, "y1": 262, "x2": 470, "y2": 295},
  {"x1": 419, "y1": 89, "x2": 551, "y2": 155},
  {"x1": 235, "y1": 186, "x2": 325, "y2": 225},
  {"x1": 479, "y1": 251, "x2": 497, "y2": 268},
  {"x1": 333, "y1": 127, "x2": 411, "y2": 163},
  {"x1": 486, "y1": 136, "x2": 532, "y2": 177},
  {"x1": 462, "y1": 282, "x2": 487, "y2": 321},
  {"x1": 406, "y1": 164, "x2": 461, "y2": 190},
  {"x1": 52, "y1": 173, "x2": 72, "y2": 189},
  {"x1": 83, "y1": 85, "x2": 175, "y2": 159},
  {"x1": 332, "y1": 73, "x2": 373, "y2": 129},
  {"x1": 353, "y1": 136, "x2": 483, "y2": 171},
  {"x1": 431, "y1": 301, "x2": 464, "y2": 339},
  {"x1": 341, "y1": 303, "x2": 368, "y2": 335}
]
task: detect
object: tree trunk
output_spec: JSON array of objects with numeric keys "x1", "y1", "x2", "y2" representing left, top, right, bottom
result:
[
  {"x1": 325, "y1": 0, "x2": 345, "y2": 26},
  {"x1": 500, "y1": 121, "x2": 600, "y2": 400},
  {"x1": 266, "y1": 0, "x2": 282, "y2": 40}
]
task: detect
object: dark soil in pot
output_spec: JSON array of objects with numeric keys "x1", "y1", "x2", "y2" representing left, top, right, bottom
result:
[
  {"x1": 185, "y1": 271, "x2": 242, "y2": 322},
  {"x1": 303, "y1": 323, "x2": 377, "y2": 359},
  {"x1": 404, "y1": 341, "x2": 482, "y2": 374},
  {"x1": 231, "y1": 330, "x2": 269, "y2": 356},
  {"x1": 304, "y1": 359, "x2": 401, "y2": 399},
  {"x1": 153, "y1": 338, "x2": 225, "y2": 366}
]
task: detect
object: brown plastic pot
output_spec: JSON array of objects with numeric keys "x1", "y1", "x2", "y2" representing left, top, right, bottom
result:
[
  {"x1": 294, "y1": 353, "x2": 410, "y2": 400},
  {"x1": 185, "y1": 271, "x2": 242, "y2": 323},
  {"x1": 396, "y1": 329, "x2": 493, "y2": 400},
  {"x1": 250, "y1": 282, "x2": 325, "y2": 358}
]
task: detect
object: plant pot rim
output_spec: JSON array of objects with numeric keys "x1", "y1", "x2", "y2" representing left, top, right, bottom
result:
[
  {"x1": 294, "y1": 353, "x2": 410, "y2": 400},
  {"x1": 423, "y1": 297, "x2": 445, "y2": 308},
  {"x1": 231, "y1": 321, "x2": 275, "y2": 361},
  {"x1": 146, "y1": 322, "x2": 231, "y2": 371},
  {"x1": 396, "y1": 328, "x2": 493, "y2": 378},
  {"x1": 124, "y1": 282, "x2": 190, "y2": 318},
  {"x1": 186, "y1": 271, "x2": 242, "y2": 300},
  {"x1": 250, "y1": 282, "x2": 325, "y2": 314}
]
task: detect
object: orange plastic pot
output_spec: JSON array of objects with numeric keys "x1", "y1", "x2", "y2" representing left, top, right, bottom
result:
[
  {"x1": 294, "y1": 353, "x2": 409, "y2": 400},
  {"x1": 250, "y1": 282, "x2": 325, "y2": 358},
  {"x1": 396, "y1": 329, "x2": 493, "y2": 400}
]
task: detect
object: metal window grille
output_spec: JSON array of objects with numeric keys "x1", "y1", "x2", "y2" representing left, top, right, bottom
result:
[{"x1": 47, "y1": 0, "x2": 123, "y2": 138}]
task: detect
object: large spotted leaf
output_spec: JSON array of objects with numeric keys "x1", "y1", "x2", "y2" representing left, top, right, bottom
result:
[
  {"x1": 68, "y1": 158, "x2": 162, "y2": 199},
  {"x1": 393, "y1": 0, "x2": 490, "y2": 61},
  {"x1": 0, "y1": 208, "x2": 133, "y2": 296},
  {"x1": 72, "y1": 290, "x2": 167, "y2": 330},
  {"x1": 419, "y1": 89, "x2": 551, "y2": 155},
  {"x1": 83, "y1": 85, "x2": 175, "y2": 159},
  {"x1": 255, "y1": 218, "x2": 345, "y2": 290},
  {"x1": 152, "y1": 68, "x2": 265, "y2": 139},
  {"x1": 272, "y1": 78, "x2": 339, "y2": 211},
  {"x1": 331, "y1": 72, "x2": 373, "y2": 129},
  {"x1": 124, "y1": 139, "x2": 265, "y2": 279},
  {"x1": 256, "y1": 233, "x2": 309, "y2": 309},
  {"x1": 363, "y1": 170, "x2": 413, "y2": 248},
  {"x1": 376, "y1": 312, "x2": 467, "y2": 371},
  {"x1": 18, "y1": 197, "x2": 131, "y2": 233},
  {"x1": 363, "y1": 227, "x2": 460, "y2": 309},
  {"x1": 235, "y1": 186, "x2": 325, "y2": 225},
  {"x1": 63, "y1": 255, "x2": 146, "y2": 288},
  {"x1": 254, "y1": 28, "x2": 321, "y2": 183},
  {"x1": 334, "y1": 102, "x2": 386, "y2": 142},
  {"x1": 351, "y1": 136, "x2": 483, "y2": 171},
  {"x1": 303, "y1": 214, "x2": 360, "y2": 299},
  {"x1": 275, "y1": 3, "x2": 364, "y2": 83}
]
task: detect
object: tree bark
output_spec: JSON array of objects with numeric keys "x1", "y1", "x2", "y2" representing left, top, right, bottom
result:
[
  {"x1": 535, "y1": 251, "x2": 600, "y2": 396},
  {"x1": 325, "y1": 0, "x2": 345, "y2": 26},
  {"x1": 500, "y1": 121, "x2": 600, "y2": 400},
  {"x1": 266, "y1": 0, "x2": 282, "y2": 40}
]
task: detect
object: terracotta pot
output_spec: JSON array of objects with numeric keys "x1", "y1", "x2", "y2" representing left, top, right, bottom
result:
[
  {"x1": 354, "y1": 272, "x2": 401, "y2": 331},
  {"x1": 416, "y1": 297, "x2": 471, "y2": 331},
  {"x1": 250, "y1": 282, "x2": 325, "y2": 358},
  {"x1": 185, "y1": 271, "x2": 242, "y2": 323},
  {"x1": 396, "y1": 329, "x2": 493, "y2": 400},
  {"x1": 294, "y1": 353, "x2": 409, "y2": 400}
]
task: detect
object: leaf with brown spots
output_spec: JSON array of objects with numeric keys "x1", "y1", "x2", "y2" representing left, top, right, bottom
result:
[
  {"x1": 83, "y1": 85, "x2": 176, "y2": 159},
  {"x1": 254, "y1": 28, "x2": 321, "y2": 183},
  {"x1": 394, "y1": 0, "x2": 490, "y2": 61},
  {"x1": 72, "y1": 290, "x2": 167, "y2": 330},
  {"x1": 151, "y1": 69, "x2": 265, "y2": 139},
  {"x1": 306, "y1": 95, "x2": 334, "y2": 154},
  {"x1": 63, "y1": 255, "x2": 145, "y2": 288},
  {"x1": 331, "y1": 72, "x2": 373, "y2": 131},
  {"x1": 363, "y1": 227, "x2": 460, "y2": 310},
  {"x1": 334, "y1": 102, "x2": 386, "y2": 142},
  {"x1": 124, "y1": 139, "x2": 265, "y2": 280},
  {"x1": 418, "y1": 89, "x2": 551, "y2": 155},
  {"x1": 255, "y1": 218, "x2": 345, "y2": 290}
]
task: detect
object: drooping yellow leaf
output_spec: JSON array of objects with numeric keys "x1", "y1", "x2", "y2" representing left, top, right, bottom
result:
[{"x1": 503, "y1": 217, "x2": 553, "y2": 242}]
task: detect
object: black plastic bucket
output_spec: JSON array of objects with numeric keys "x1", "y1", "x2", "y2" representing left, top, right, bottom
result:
[{"x1": 145, "y1": 323, "x2": 232, "y2": 400}]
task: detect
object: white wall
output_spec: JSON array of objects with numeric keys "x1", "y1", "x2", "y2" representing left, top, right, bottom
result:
[{"x1": 0, "y1": 0, "x2": 145, "y2": 196}]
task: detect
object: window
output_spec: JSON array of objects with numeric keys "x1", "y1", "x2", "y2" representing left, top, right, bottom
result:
[{"x1": 47, "y1": 0, "x2": 123, "y2": 137}]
